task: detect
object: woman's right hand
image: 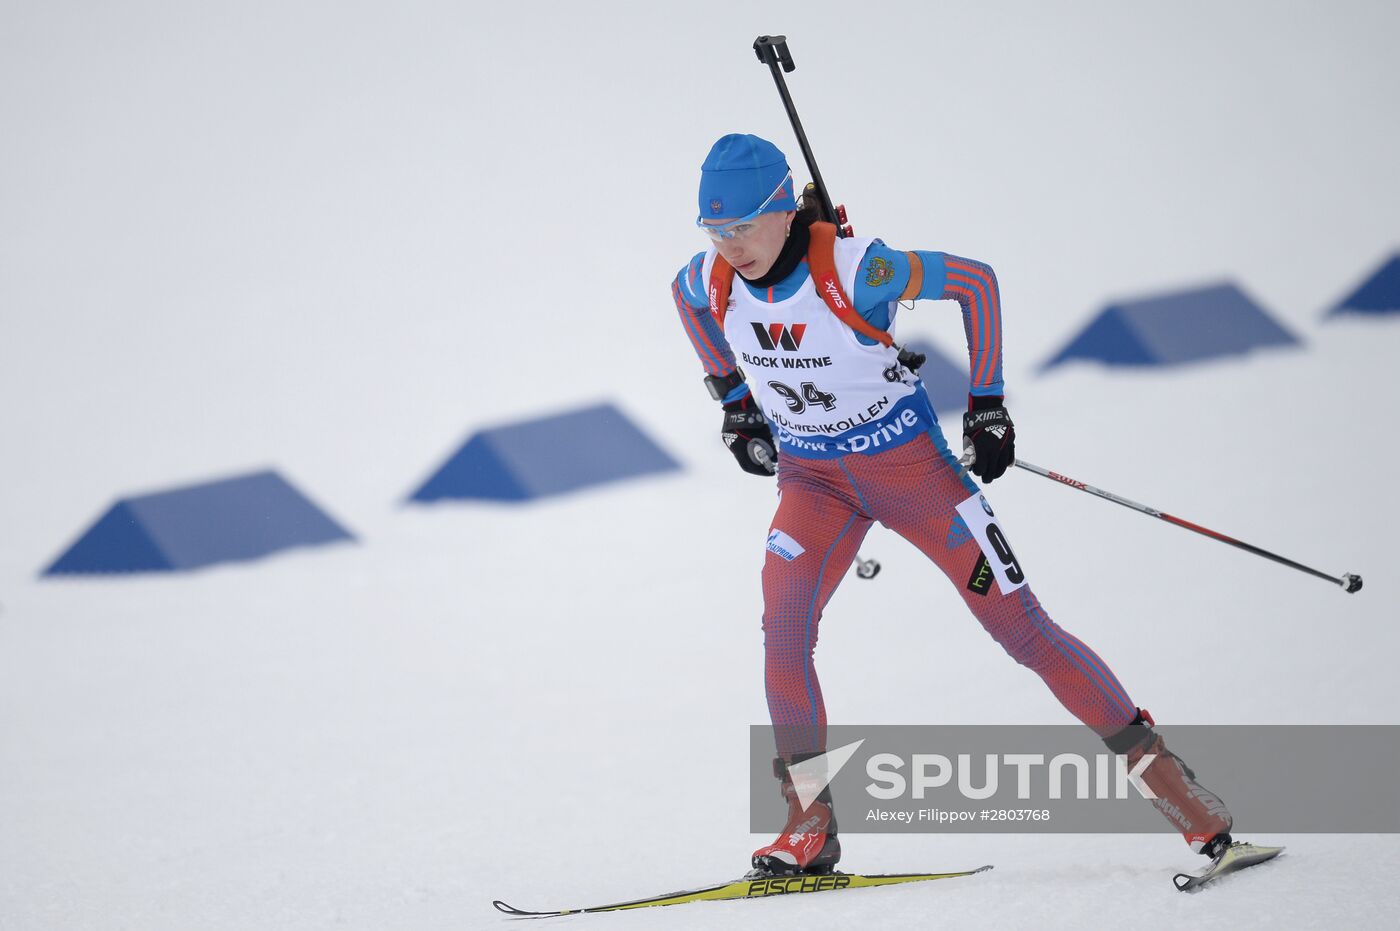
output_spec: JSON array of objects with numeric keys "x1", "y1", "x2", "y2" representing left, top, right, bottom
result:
[{"x1": 721, "y1": 393, "x2": 778, "y2": 476}]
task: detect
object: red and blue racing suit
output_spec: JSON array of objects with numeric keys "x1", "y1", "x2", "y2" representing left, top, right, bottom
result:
[{"x1": 672, "y1": 238, "x2": 1139, "y2": 759}]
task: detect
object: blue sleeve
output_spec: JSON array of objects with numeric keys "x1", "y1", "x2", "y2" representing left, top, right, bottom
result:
[
  {"x1": 848, "y1": 243, "x2": 949, "y2": 341},
  {"x1": 852, "y1": 243, "x2": 948, "y2": 311},
  {"x1": 671, "y1": 252, "x2": 747, "y2": 401},
  {"x1": 676, "y1": 252, "x2": 707, "y2": 309},
  {"x1": 850, "y1": 244, "x2": 1005, "y2": 397}
]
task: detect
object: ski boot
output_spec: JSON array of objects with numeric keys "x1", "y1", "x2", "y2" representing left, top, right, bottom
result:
[
  {"x1": 751, "y1": 752, "x2": 841, "y2": 875},
  {"x1": 1104, "y1": 708, "x2": 1233, "y2": 855},
  {"x1": 1108, "y1": 709, "x2": 1284, "y2": 889}
]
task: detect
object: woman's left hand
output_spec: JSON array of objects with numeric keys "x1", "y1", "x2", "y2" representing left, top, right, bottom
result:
[{"x1": 962, "y1": 398, "x2": 1016, "y2": 483}]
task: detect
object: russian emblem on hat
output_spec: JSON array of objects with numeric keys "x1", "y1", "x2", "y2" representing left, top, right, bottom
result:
[{"x1": 710, "y1": 198, "x2": 724, "y2": 215}]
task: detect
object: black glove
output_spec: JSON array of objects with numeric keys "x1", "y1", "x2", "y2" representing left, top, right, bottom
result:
[
  {"x1": 721, "y1": 392, "x2": 777, "y2": 476},
  {"x1": 962, "y1": 395, "x2": 1015, "y2": 483}
]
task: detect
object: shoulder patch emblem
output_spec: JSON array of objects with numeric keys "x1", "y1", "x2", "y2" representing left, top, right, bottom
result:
[{"x1": 865, "y1": 255, "x2": 896, "y2": 288}]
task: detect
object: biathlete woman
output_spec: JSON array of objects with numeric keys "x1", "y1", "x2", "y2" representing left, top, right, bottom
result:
[{"x1": 671, "y1": 133, "x2": 1237, "y2": 876}]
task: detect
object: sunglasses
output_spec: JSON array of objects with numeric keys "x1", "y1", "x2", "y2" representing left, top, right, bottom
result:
[{"x1": 696, "y1": 171, "x2": 792, "y2": 242}]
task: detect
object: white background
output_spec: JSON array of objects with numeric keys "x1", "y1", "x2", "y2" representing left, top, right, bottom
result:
[{"x1": 3, "y1": 2, "x2": 1397, "y2": 928}]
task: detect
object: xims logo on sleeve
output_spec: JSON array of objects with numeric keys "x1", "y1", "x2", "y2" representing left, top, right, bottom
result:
[
  {"x1": 766, "y1": 530, "x2": 806, "y2": 561},
  {"x1": 751, "y1": 322, "x2": 807, "y2": 351}
]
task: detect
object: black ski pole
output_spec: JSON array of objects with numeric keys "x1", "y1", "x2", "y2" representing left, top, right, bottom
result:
[
  {"x1": 753, "y1": 35, "x2": 850, "y2": 237},
  {"x1": 1012, "y1": 457, "x2": 1362, "y2": 593}
]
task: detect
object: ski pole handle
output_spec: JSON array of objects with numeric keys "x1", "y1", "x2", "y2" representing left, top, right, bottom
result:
[{"x1": 752, "y1": 442, "x2": 777, "y2": 474}]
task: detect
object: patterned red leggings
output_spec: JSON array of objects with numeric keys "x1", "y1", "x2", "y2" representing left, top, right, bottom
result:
[{"x1": 764, "y1": 432, "x2": 1138, "y2": 759}]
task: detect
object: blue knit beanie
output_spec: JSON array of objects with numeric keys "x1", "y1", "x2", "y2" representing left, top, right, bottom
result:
[{"x1": 698, "y1": 133, "x2": 796, "y2": 220}]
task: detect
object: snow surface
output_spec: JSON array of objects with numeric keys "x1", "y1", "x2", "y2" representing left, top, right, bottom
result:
[{"x1": 3, "y1": 2, "x2": 1398, "y2": 929}]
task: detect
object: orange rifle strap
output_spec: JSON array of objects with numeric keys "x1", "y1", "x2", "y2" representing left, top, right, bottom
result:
[
  {"x1": 806, "y1": 223, "x2": 894, "y2": 348},
  {"x1": 708, "y1": 255, "x2": 735, "y2": 331}
]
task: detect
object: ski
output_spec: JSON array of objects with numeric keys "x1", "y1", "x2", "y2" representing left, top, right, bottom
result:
[
  {"x1": 1173, "y1": 843, "x2": 1284, "y2": 892},
  {"x1": 492, "y1": 864, "x2": 993, "y2": 917}
]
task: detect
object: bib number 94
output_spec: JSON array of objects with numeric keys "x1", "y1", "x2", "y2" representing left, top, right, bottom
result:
[{"x1": 769, "y1": 380, "x2": 838, "y2": 414}]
